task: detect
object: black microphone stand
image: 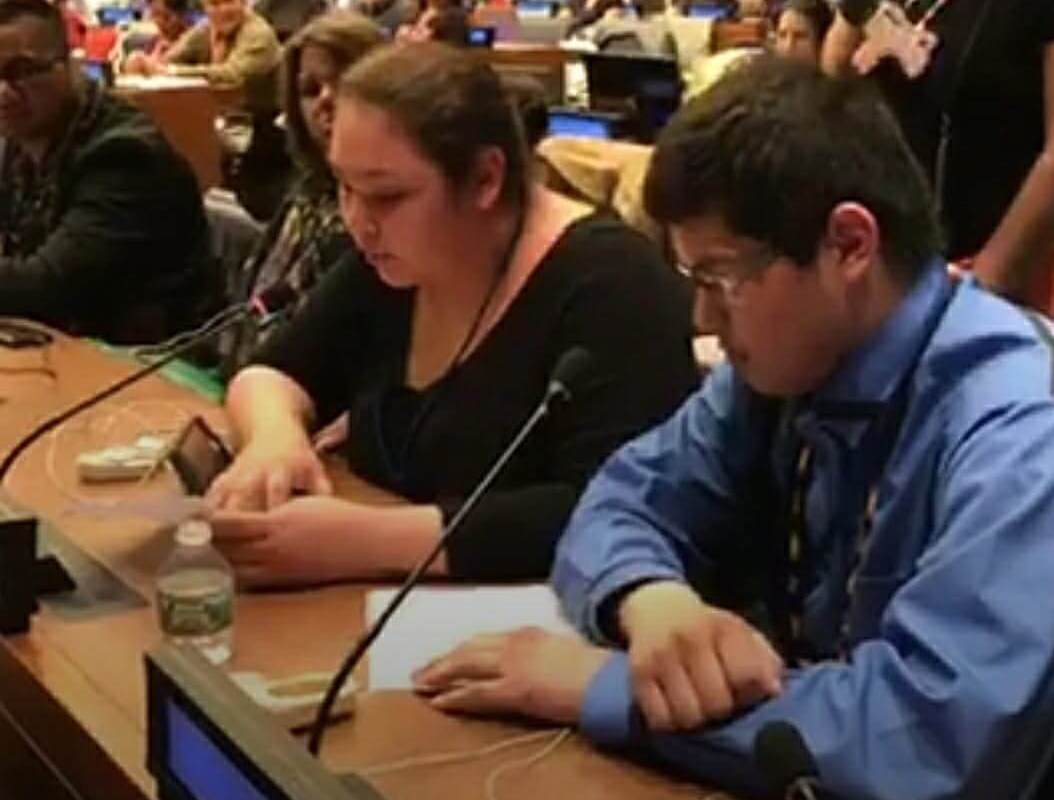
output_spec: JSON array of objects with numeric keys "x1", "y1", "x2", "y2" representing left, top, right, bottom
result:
[{"x1": 306, "y1": 371, "x2": 581, "y2": 756}]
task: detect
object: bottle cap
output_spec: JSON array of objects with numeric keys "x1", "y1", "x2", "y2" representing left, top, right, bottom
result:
[{"x1": 176, "y1": 519, "x2": 212, "y2": 547}]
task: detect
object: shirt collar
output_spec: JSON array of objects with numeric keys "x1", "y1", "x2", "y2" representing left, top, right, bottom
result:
[{"x1": 799, "y1": 261, "x2": 950, "y2": 439}]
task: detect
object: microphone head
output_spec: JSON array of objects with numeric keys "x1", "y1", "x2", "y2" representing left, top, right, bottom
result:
[
  {"x1": 754, "y1": 720, "x2": 820, "y2": 795},
  {"x1": 547, "y1": 346, "x2": 593, "y2": 404}
]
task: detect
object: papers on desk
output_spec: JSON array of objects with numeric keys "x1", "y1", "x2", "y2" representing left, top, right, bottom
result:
[
  {"x1": 364, "y1": 584, "x2": 576, "y2": 690},
  {"x1": 114, "y1": 74, "x2": 209, "y2": 90}
]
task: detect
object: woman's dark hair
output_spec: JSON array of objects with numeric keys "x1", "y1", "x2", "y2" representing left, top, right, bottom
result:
[
  {"x1": 645, "y1": 55, "x2": 942, "y2": 284},
  {"x1": 282, "y1": 10, "x2": 385, "y2": 180},
  {"x1": 501, "y1": 74, "x2": 549, "y2": 150},
  {"x1": 338, "y1": 42, "x2": 529, "y2": 209},
  {"x1": 779, "y1": 0, "x2": 833, "y2": 42}
]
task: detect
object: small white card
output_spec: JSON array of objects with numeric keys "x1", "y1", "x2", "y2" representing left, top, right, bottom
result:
[{"x1": 364, "y1": 584, "x2": 576, "y2": 690}]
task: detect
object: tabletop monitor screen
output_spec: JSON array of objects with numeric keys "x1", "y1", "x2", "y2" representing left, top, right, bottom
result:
[
  {"x1": 146, "y1": 644, "x2": 386, "y2": 800},
  {"x1": 468, "y1": 25, "x2": 496, "y2": 46},
  {"x1": 97, "y1": 5, "x2": 138, "y2": 24},
  {"x1": 547, "y1": 109, "x2": 616, "y2": 139},
  {"x1": 517, "y1": 0, "x2": 553, "y2": 17},
  {"x1": 686, "y1": 2, "x2": 733, "y2": 18}
]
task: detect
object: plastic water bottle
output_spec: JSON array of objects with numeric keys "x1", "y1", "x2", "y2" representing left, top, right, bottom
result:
[{"x1": 156, "y1": 519, "x2": 234, "y2": 665}]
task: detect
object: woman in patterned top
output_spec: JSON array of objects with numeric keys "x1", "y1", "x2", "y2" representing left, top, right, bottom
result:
[{"x1": 224, "y1": 10, "x2": 385, "y2": 374}]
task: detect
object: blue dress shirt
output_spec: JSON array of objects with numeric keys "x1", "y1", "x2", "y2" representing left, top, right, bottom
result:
[{"x1": 553, "y1": 265, "x2": 1054, "y2": 799}]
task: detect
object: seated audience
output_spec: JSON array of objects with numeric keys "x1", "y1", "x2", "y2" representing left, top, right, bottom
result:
[
  {"x1": 120, "y1": 0, "x2": 194, "y2": 70},
  {"x1": 0, "y1": 0, "x2": 214, "y2": 342},
  {"x1": 413, "y1": 57, "x2": 1054, "y2": 799},
  {"x1": 588, "y1": 0, "x2": 675, "y2": 56},
  {"x1": 208, "y1": 43, "x2": 699, "y2": 587},
  {"x1": 159, "y1": 0, "x2": 280, "y2": 115},
  {"x1": 773, "y1": 0, "x2": 830, "y2": 66},
  {"x1": 224, "y1": 10, "x2": 385, "y2": 373}
]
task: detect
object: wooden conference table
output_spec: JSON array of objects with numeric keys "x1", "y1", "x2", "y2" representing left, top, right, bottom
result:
[{"x1": 0, "y1": 331, "x2": 728, "y2": 800}]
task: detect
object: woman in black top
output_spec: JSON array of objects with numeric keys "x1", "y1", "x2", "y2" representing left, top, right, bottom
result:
[
  {"x1": 208, "y1": 42, "x2": 698, "y2": 587},
  {"x1": 822, "y1": 0, "x2": 1054, "y2": 309},
  {"x1": 223, "y1": 11, "x2": 384, "y2": 374}
]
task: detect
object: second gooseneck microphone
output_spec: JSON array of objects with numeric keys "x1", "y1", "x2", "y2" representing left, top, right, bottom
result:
[{"x1": 305, "y1": 346, "x2": 594, "y2": 756}]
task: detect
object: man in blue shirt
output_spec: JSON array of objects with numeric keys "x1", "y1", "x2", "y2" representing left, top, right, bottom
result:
[{"x1": 412, "y1": 57, "x2": 1054, "y2": 799}]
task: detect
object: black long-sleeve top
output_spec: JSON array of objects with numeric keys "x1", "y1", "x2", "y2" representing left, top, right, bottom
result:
[{"x1": 254, "y1": 214, "x2": 699, "y2": 580}]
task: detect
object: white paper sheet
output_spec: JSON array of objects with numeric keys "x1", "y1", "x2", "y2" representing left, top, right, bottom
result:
[{"x1": 364, "y1": 584, "x2": 577, "y2": 690}]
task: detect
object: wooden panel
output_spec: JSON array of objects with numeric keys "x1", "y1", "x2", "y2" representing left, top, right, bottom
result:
[
  {"x1": 118, "y1": 86, "x2": 223, "y2": 191},
  {"x1": 483, "y1": 44, "x2": 573, "y2": 105}
]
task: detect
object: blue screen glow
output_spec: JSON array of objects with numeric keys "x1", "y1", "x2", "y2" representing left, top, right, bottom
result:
[
  {"x1": 547, "y1": 113, "x2": 614, "y2": 139},
  {"x1": 166, "y1": 700, "x2": 274, "y2": 800}
]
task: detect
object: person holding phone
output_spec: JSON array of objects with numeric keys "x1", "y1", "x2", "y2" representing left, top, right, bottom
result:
[{"x1": 207, "y1": 43, "x2": 699, "y2": 588}]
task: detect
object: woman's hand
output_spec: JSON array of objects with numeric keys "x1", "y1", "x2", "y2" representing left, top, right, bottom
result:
[
  {"x1": 207, "y1": 428, "x2": 333, "y2": 512},
  {"x1": 210, "y1": 496, "x2": 371, "y2": 588}
]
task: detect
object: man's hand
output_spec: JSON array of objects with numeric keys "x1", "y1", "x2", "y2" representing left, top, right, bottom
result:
[
  {"x1": 412, "y1": 628, "x2": 612, "y2": 725},
  {"x1": 619, "y1": 581, "x2": 783, "y2": 732}
]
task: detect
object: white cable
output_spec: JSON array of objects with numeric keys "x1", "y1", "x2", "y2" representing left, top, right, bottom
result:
[
  {"x1": 483, "y1": 727, "x2": 571, "y2": 800},
  {"x1": 358, "y1": 728, "x2": 559, "y2": 778}
]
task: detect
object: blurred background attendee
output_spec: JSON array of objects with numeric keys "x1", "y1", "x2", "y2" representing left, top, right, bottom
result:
[
  {"x1": 0, "y1": 0, "x2": 216, "y2": 342},
  {"x1": 223, "y1": 10, "x2": 385, "y2": 373},
  {"x1": 120, "y1": 0, "x2": 194, "y2": 71},
  {"x1": 823, "y1": 0, "x2": 1054, "y2": 314},
  {"x1": 773, "y1": 0, "x2": 830, "y2": 66},
  {"x1": 148, "y1": 0, "x2": 281, "y2": 116}
]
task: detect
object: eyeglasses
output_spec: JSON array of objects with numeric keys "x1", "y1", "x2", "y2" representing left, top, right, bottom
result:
[
  {"x1": 675, "y1": 247, "x2": 777, "y2": 306},
  {"x1": 0, "y1": 54, "x2": 64, "y2": 86}
]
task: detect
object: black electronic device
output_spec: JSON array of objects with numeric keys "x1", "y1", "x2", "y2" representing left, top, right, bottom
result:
[
  {"x1": 168, "y1": 416, "x2": 233, "y2": 496},
  {"x1": 583, "y1": 51, "x2": 682, "y2": 142},
  {"x1": 146, "y1": 642, "x2": 386, "y2": 800}
]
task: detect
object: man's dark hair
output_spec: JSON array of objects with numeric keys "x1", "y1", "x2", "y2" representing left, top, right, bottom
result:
[
  {"x1": 644, "y1": 56, "x2": 942, "y2": 284},
  {"x1": 0, "y1": 0, "x2": 69, "y2": 57}
]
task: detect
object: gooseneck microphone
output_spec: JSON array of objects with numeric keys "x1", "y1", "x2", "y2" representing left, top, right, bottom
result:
[
  {"x1": 754, "y1": 720, "x2": 825, "y2": 800},
  {"x1": 305, "y1": 346, "x2": 595, "y2": 756},
  {"x1": 0, "y1": 284, "x2": 296, "y2": 486}
]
